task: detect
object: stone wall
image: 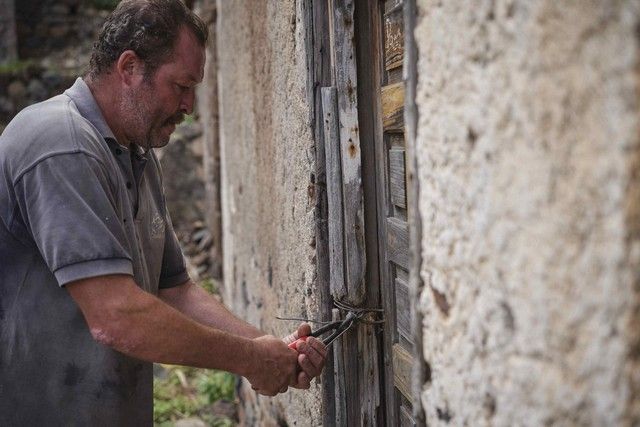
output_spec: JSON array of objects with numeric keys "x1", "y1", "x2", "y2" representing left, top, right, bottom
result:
[
  {"x1": 210, "y1": 0, "x2": 640, "y2": 424},
  {"x1": 414, "y1": 1, "x2": 640, "y2": 425},
  {"x1": 195, "y1": 0, "x2": 223, "y2": 280},
  {"x1": 0, "y1": 0, "x2": 17, "y2": 63},
  {"x1": 0, "y1": 1, "x2": 111, "y2": 130},
  {"x1": 216, "y1": 1, "x2": 323, "y2": 425},
  {"x1": 15, "y1": 0, "x2": 102, "y2": 59}
]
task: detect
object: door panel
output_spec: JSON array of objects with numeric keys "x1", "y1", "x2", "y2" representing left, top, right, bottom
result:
[{"x1": 377, "y1": 0, "x2": 416, "y2": 424}]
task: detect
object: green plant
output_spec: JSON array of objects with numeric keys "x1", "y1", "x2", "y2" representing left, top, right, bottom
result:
[
  {"x1": 206, "y1": 416, "x2": 235, "y2": 427},
  {"x1": 200, "y1": 278, "x2": 218, "y2": 294},
  {"x1": 0, "y1": 60, "x2": 35, "y2": 75},
  {"x1": 197, "y1": 370, "x2": 236, "y2": 404},
  {"x1": 153, "y1": 368, "x2": 202, "y2": 423},
  {"x1": 153, "y1": 365, "x2": 236, "y2": 426}
]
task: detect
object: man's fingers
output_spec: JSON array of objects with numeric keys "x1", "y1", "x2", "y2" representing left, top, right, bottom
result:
[
  {"x1": 254, "y1": 386, "x2": 284, "y2": 396},
  {"x1": 283, "y1": 323, "x2": 312, "y2": 345},
  {"x1": 296, "y1": 323, "x2": 312, "y2": 339},
  {"x1": 298, "y1": 353, "x2": 322, "y2": 378},
  {"x1": 291, "y1": 371, "x2": 311, "y2": 390},
  {"x1": 296, "y1": 338, "x2": 327, "y2": 374},
  {"x1": 305, "y1": 336, "x2": 328, "y2": 359},
  {"x1": 282, "y1": 332, "x2": 297, "y2": 345}
]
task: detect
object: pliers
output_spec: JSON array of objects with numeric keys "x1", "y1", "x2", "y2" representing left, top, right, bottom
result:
[{"x1": 288, "y1": 311, "x2": 358, "y2": 350}]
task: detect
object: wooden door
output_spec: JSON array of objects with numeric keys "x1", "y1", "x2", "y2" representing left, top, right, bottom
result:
[
  {"x1": 376, "y1": 1, "x2": 416, "y2": 425},
  {"x1": 329, "y1": 0, "x2": 417, "y2": 424}
]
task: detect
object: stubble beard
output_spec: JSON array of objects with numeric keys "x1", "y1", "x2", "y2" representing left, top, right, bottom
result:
[{"x1": 120, "y1": 83, "x2": 171, "y2": 150}]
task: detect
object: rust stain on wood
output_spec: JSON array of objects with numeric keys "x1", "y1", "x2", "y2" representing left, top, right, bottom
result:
[{"x1": 348, "y1": 141, "x2": 357, "y2": 158}]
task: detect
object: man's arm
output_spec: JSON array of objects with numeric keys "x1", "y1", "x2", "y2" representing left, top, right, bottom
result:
[
  {"x1": 66, "y1": 274, "x2": 298, "y2": 396},
  {"x1": 160, "y1": 280, "x2": 328, "y2": 389},
  {"x1": 159, "y1": 280, "x2": 264, "y2": 338}
]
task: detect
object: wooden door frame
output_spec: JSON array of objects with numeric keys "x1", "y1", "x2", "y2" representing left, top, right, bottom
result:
[
  {"x1": 306, "y1": 0, "x2": 425, "y2": 425},
  {"x1": 353, "y1": 0, "x2": 388, "y2": 424},
  {"x1": 354, "y1": 0, "x2": 387, "y2": 425},
  {"x1": 402, "y1": 1, "x2": 429, "y2": 424},
  {"x1": 353, "y1": 0, "x2": 427, "y2": 425}
]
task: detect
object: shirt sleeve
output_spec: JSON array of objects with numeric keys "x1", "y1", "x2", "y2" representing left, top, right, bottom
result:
[
  {"x1": 12, "y1": 152, "x2": 134, "y2": 286},
  {"x1": 158, "y1": 207, "x2": 189, "y2": 289}
]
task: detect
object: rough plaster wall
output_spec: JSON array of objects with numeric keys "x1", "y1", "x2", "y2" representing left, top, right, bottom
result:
[
  {"x1": 414, "y1": 1, "x2": 640, "y2": 425},
  {"x1": 217, "y1": 1, "x2": 322, "y2": 425}
]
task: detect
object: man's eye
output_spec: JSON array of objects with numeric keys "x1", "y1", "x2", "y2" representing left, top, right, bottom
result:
[{"x1": 175, "y1": 84, "x2": 189, "y2": 92}]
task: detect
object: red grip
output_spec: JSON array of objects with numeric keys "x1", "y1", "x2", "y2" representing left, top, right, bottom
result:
[{"x1": 288, "y1": 336, "x2": 309, "y2": 350}]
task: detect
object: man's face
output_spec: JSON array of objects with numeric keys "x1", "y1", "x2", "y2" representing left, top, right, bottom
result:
[{"x1": 121, "y1": 26, "x2": 205, "y2": 149}]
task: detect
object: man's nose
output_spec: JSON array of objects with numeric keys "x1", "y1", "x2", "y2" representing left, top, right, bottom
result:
[{"x1": 180, "y1": 88, "x2": 196, "y2": 115}]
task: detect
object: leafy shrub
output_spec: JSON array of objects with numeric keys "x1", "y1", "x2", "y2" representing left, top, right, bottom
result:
[
  {"x1": 197, "y1": 370, "x2": 236, "y2": 404},
  {"x1": 153, "y1": 365, "x2": 236, "y2": 426},
  {"x1": 0, "y1": 60, "x2": 34, "y2": 75}
]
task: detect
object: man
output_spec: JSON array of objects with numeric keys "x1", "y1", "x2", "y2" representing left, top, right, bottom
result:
[{"x1": 0, "y1": 0, "x2": 326, "y2": 425}]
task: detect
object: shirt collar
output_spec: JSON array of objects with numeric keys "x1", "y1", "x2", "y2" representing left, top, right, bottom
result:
[{"x1": 64, "y1": 77, "x2": 117, "y2": 142}]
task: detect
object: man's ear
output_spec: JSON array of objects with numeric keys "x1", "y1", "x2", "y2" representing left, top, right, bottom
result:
[{"x1": 116, "y1": 50, "x2": 145, "y2": 86}]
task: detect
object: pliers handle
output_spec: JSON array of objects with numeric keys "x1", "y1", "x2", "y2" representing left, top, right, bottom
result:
[{"x1": 288, "y1": 311, "x2": 358, "y2": 350}]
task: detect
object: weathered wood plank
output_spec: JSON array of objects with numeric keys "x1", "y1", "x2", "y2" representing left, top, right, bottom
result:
[
  {"x1": 395, "y1": 276, "x2": 412, "y2": 343},
  {"x1": 384, "y1": 5, "x2": 404, "y2": 71},
  {"x1": 389, "y1": 147, "x2": 407, "y2": 209},
  {"x1": 387, "y1": 217, "x2": 409, "y2": 269},
  {"x1": 400, "y1": 404, "x2": 417, "y2": 427},
  {"x1": 329, "y1": 0, "x2": 366, "y2": 304},
  {"x1": 351, "y1": 1, "x2": 385, "y2": 425},
  {"x1": 332, "y1": 309, "x2": 347, "y2": 427},
  {"x1": 393, "y1": 343, "x2": 414, "y2": 402},
  {"x1": 385, "y1": 0, "x2": 404, "y2": 14},
  {"x1": 389, "y1": 133, "x2": 405, "y2": 148},
  {"x1": 404, "y1": 0, "x2": 428, "y2": 423},
  {"x1": 359, "y1": 323, "x2": 381, "y2": 425},
  {"x1": 342, "y1": 320, "x2": 360, "y2": 424},
  {"x1": 307, "y1": 1, "x2": 336, "y2": 424},
  {"x1": 375, "y1": 3, "x2": 405, "y2": 424},
  {"x1": 322, "y1": 87, "x2": 347, "y2": 300},
  {"x1": 382, "y1": 82, "x2": 405, "y2": 131}
]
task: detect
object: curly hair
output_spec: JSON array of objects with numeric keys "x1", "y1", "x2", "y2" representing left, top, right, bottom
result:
[{"x1": 88, "y1": 0, "x2": 208, "y2": 79}]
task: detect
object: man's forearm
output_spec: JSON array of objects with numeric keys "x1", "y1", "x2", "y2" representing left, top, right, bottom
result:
[
  {"x1": 159, "y1": 280, "x2": 264, "y2": 339},
  {"x1": 67, "y1": 276, "x2": 256, "y2": 375}
]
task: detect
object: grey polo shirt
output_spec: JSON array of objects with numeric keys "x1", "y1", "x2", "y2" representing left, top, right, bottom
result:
[{"x1": 0, "y1": 78, "x2": 189, "y2": 426}]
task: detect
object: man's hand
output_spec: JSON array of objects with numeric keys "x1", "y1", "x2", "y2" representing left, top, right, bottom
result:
[
  {"x1": 245, "y1": 335, "x2": 299, "y2": 396},
  {"x1": 283, "y1": 323, "x2": 328, "y2": 389}
]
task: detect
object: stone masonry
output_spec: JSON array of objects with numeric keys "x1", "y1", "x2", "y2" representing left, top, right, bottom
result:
[
  {"x1": 207, "y1": 0, "x2": 640, "y2": 425},
  {"x1": 0, "y1": 0, "x2": 17, "y2": 63},
  {"x1": 216, "y1": 1, "x2": 323, "y2": 425},
  {"x1": 414, "y1": 1, "x2": 640, "y2": 425}
]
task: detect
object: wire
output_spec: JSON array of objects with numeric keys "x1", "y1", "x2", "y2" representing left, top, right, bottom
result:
[
  {"x1": 275, "y1": 316, "x2": 333, "y2": 324},
  {"x1": 333, "y1": 300, "x2": 386, "y2": 325},
  {"x1": 333, "y1": 299, "x2": 384, "y2": 313},
  {"x1": 276, "y1": 300, "x2": 386, "y2": 326}
]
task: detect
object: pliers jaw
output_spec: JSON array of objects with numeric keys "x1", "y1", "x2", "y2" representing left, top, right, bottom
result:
[
  {"x1": 311, "y1": 311, "x2": 360, "y2": 347},
  {"x1": 288, "y1": 311, "x2": 360, "y2": 350},
  {"x1": 318, "y1": 311, "x2": 358, "y2": 347}
]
